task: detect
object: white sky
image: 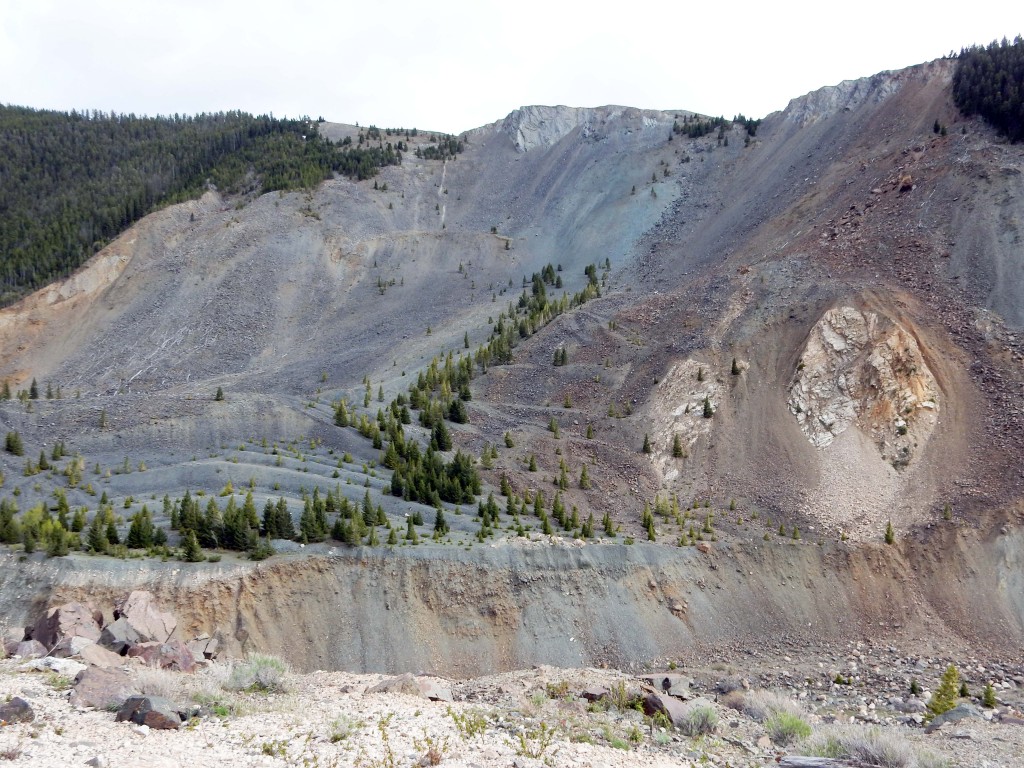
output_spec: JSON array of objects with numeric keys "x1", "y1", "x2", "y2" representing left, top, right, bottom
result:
[{"x1": 1, "y1": 0, "x2": 1020, "y2": 133}]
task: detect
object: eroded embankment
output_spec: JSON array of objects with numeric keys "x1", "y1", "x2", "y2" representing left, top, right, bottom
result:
[{"x1": 1, "y1": 523, "x2": 1021, "y2": 675}]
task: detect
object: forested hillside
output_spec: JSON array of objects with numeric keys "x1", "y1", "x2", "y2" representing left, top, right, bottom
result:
[
  {"x1": 0, "y1": 108, "x2": 401, "y2": 304},
  {"x1": 953, "y1": 35, "x2": 1024, "y2": 142}
]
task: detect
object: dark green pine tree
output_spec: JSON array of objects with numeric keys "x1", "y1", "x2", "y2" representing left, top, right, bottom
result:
[
  {"x1": 105, "y1": 518, "x2": 120, "y2": 546},
  {"x1": 434, "y1": 507, "x2": 449, "y2": 536},
  {"x1": 29, "y1": 378, "x2": 39, "y2": 399},
  {"x1": 87, "y1": 514, "x2": 108, "y2": 553},
  {"x1": 181, "y1": 530, "x2": 204, "y2": 562}
]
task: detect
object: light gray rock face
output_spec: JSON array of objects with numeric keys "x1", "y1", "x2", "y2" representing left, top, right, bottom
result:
[
  {"x1": 114, "y1": 591, "x2": 177, "y2": 643},
  {"x1": 788, "y1": 306, "x2": 938, "y2": 462},
  {"x1": 99, "y1": 618, "x2": 141, "y2": 654},
  {"x1": 499, "y1": 104, "x2": 671, "y2": 153}
]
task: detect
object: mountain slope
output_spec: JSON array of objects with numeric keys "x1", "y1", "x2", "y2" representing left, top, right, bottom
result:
[{"x1": 0, "y1": 57, "x2": 1022, "y2": 665}]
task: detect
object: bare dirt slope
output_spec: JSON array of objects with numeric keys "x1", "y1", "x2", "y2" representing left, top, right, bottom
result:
[{"x1": 0, "y1": 58, "x2": 1023, "y2": 669}]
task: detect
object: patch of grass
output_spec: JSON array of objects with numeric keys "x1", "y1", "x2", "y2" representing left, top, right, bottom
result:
[
  {"x1": 512, "y1": 721, "x2": 557, "y2": 760},
  {"x1": 44, "y1": 672, "x2": 72, "y2": 691},
  {"x1": 330, "y1": 715, "x2": 364, "y2": 743},
  {"x1": 448, "y1": 707, "x2": 489, "y2": 740}
]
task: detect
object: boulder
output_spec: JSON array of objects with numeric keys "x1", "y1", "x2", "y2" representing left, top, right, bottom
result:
[
  {"x1": 368, "y1": 673, "x2": 423, "y2": 697},
  {"x1": 31, "y1": 602, "x2": 101, "y2": 648},
  {"x1": 13, "y1": 640, "x2": 47, "y2": 659},
  {"x1": 366, "y1": 673, "x2": 451, "y2": 700},
  {"x1": 127, "y1": 641, "x2": 196, "y2": 672},
  {"x1": 417, "y1": 677, "x2": 454, "y2": 703},
  {"x1": 895, "y1": 697, "x2": 927, "y2": 714},
  {"x1": 113, "y1": 591, "x2": 176, "y2": 643},
  {"x1": 69, "y1": 667, "x2": 137, "y2": 709},
  {"x1": 51, "y1": 635, "x2": 97, "y2": 658},
  {"x1": 77, "y1": 643, "x2": 126, "y2": 669},
  {"x1": 642, "y1": 692, "x2": 689, "y2": 727},
  {"x1": 20, "y1": 656, "x2": 87, "y2": 678},
  {"x1": 581, "y1": 686, "x2": 610, "y2": 702},
  {"x1": 186, "y1": 635, "x2": 219, "y2": 661},
  {"x1": 927, "y1": 703, "x2": 983, "y2": 730},
  {"x1": 99, "y1": 618, "x2": 142, "y2": 654},
  {"x1": 115, "y1": 696, "x2": 182, "y2": 730},
  {"x1": 0, "y1": 697, "x2": 34, "y2": 725},
  {"x1": 640, "y1": 673, "x2": 694, "y2": 699},
  {"x1": 2, "y1": 627, "x2": 25, "y2": 655}
]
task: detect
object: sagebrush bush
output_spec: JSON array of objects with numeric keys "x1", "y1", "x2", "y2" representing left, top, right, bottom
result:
[
  {"x1": 743, "y1": 689, "x2": 804, "y2": 723},
  {"x1": 765, "y1": 711, "x2": 812, "y2": 746},
  {"x1": 680, "y1": 705, "x2": 718, "y2": 736},
  {"x1": 801, "y1": 724, "x2": 933, "y2": 768},
  {"x1": 226, "y1": 653, "x2": 289, "y2": 693}
]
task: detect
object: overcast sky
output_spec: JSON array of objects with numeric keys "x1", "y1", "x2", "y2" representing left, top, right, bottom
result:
[{"x1": 1, "y1": 1, "x2": 1019, "y2": 132}]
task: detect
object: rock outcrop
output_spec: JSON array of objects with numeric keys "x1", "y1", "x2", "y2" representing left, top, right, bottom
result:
[{"x1": 789, "y1": 306, "x2": 938, "y2": 468}]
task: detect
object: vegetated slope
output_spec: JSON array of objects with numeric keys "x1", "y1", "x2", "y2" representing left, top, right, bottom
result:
[
  {"x1": 0, "y1": 107, "x2": 410, "y2": 304},
  {"x1": 0, "y1": 56, "x2": 1022, "y2": 668}
]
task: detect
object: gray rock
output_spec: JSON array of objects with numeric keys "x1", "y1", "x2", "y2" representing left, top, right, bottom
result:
[
  {"x1": 77, "y1": 643, "x2": 125, "y2": 669},
  {"x1": 895, "y1": 696, "x2": 927, "y2": 713},
  {"x1": 69, "y1": 667, "x2": 138, "y2": 709},
  {"x1": 642, "y1": 692, "x2": 688, "y2": 728},
  {"x1": 366, "y1": 673, "x2": 452, "y2": 701},
  {"x1": 0, "y1": 697, "x2": 34, "y2": 725},
  {"x1": 13, "y1": 639, "x2": 47, "y2": 659},
  {"x1": 114, "y1": 591, "x2": 176, "y2": 643},
  {"x1": 640, "y1": 673, "x2": 693, "y2": 699},
  {"x1": 186, "y1": 635, "x2": 219, "y2": 661},
  {"x1": 50, "y1": 635, "x2": 97, "y2": 658},
  {"x1": 98, "y1": 617, "x2": 141, "y2": 654},
  {"x1": 115, "y1": 695, "x2": 182, "y2": 730},
  {"x1": 368, "y1": 673, "x2": 423, "y2": 697},
  {"x1": 19, "y1": 656, "x2": 87, "y2": 678},
  {"x1": 417, "y1": 677, "x2": 454, "y2": 703},
  {"x1": 927, "y1": 703, "x2": 983, "y2": 730}
]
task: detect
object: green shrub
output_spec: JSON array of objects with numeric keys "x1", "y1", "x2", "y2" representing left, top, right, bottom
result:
[
  {"x1": 226, "y1": 653, "x2": 288, "y2": 693},
  {"x1": 801, "y1": 725, "x2": 915, "y2": 767},
  {"x1": 765, "y1": 711, "x2": 812, "y2": 746},
  {"x1": 680, "y1": 705, "x2": 718, "y2": 737}
]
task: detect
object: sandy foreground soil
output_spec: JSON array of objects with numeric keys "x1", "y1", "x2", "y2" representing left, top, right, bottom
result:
[{"x1": 0, "y1": 655, "x2": 1021, "y2": 768}]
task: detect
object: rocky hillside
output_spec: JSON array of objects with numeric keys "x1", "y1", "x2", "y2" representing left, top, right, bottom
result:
[{"x1": 0, "y1": 55, "x2": 1022, "y2": 684}]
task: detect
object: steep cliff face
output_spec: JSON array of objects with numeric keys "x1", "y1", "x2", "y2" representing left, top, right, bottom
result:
[{"x1": 4, "y1": 521, "x2": 1021, "y2": 675}]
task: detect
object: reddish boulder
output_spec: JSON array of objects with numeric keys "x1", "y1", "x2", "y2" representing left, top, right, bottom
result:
[
  {"x1": 31, "y1": 602, "x2": 101, "y2": 649},
  {"x1": 115, "y1": 696, "x2": 182, "y2": 730},
  {"x1": 127, "y1": 641, "x2": 196, "y2": 672},
  {"x1": 69, "y1": 667, "x2": 137, "y2": 709}
]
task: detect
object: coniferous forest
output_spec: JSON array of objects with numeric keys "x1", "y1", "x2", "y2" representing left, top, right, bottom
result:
[
  {"x1": 0, "y1": 107, "x2": 400, "y2": 304},
  {"x1": 953, "y1": 36, "x2": 1024, "y2": 142}
]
